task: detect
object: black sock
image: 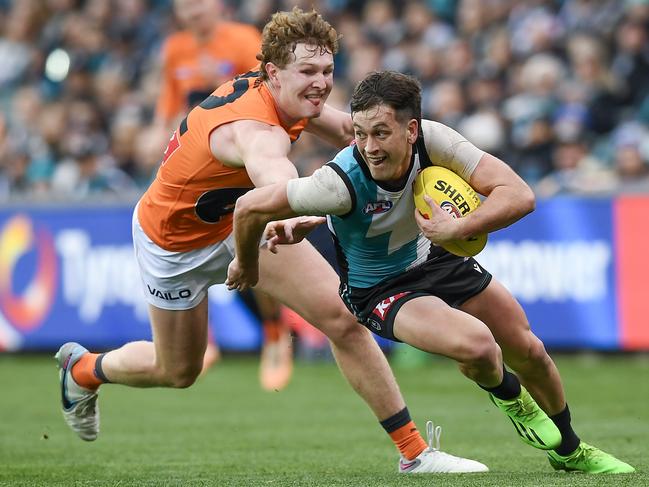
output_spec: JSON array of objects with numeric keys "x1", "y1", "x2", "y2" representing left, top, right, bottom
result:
[
  {"x1": 550, "y1": 404, "x2": 580, "y2": 455},
  {"x1": 479, "y1": 366, "x2": 521, "y2": 400},
  {"x1": 379, "y1": 407, "x2": 411, "y2": 433},
  {"x1": 94, "y1": 353, "x2": 111, "y2": 383}
]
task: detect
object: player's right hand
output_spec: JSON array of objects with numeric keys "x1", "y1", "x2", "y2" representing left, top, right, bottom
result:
[{"x1": 414, "y1": 194, "x2": 462, "y2": 245}]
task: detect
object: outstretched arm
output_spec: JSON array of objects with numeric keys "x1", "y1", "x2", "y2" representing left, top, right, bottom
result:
[
  {"x1": 227, "y1": 165, "x2": 353, "y2": 290},
  {"x1": 210, "y1": 120, "x2": 309, "y2": 290},
  {"x1": 227, "y1": 181, "x2": 298, "y2": 291}
]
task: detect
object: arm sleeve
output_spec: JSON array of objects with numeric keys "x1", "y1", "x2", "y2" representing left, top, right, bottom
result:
[
  {"x1": 421, "y1": 119, "x2": 485, "y2": 180},
  {"x1": 286, "y1": 165, "x2": 352, "y2": 216}
]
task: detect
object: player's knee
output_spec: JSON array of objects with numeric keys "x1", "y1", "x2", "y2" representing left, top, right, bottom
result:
[
  {"x1": 159, "y1": 363, "x2": 202, "y2": 388},
  {"x1": 461, "y1": 331, "x2": 501, "y2": 370},
  {"x1": 510, "y1": 334, "x2": 551, "y2": 372},
  {"x1": 168, "y1": 370, "x2": 200, "y2": 389},
  {"x1": 315, "y1": 306, "x2": 362, "y2": 344},
  {"x1": 528, "y1": 337, "x2": 551, "y2": 366},
  {"x1": 329, "y1": 322, "x2": 367, "y2": 346}
]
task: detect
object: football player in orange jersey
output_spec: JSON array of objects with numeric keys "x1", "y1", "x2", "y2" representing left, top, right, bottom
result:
[
  {"x1": 54, "y1": 8, "x2": 471, "y2": 473},
  {"x1": 156, "y1": 0, "x2": 261, "y2": 129},
  {"x1": 157, "y1": 0, "x2": 293, "y2": 391}
]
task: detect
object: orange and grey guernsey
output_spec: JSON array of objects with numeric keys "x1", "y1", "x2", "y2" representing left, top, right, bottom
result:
[
  {"x1": 155, "y1": 21, "x2": 261, "y2": 123},
  {"x1": 138, "y1": 72, "x2": 308, "y2": 252}
]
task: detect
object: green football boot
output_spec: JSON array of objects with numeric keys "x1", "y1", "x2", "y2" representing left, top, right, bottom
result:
[
  {"x1": 547, "y1": 442, "x2": 635, "y2": 474},
  {"x1": 490, "y1": 386, "x2": 561, "y2": 450}
]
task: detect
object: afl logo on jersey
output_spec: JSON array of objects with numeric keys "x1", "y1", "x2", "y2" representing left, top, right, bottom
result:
[
  {"x1": 440, "y1": 201, "x2": 462, "y2": 219},
  {"x1": 363, "y1": 200, "x2": 393, "y2": 215}
]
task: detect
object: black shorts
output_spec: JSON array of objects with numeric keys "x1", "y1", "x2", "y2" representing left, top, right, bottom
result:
[{"x1": 340, "y1": 249, "x2": 492, "y2": 341}]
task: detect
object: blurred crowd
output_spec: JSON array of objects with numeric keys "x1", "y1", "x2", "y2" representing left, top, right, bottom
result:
[{"x1": 1, "y1": 0, "x2": 649, "y2": 202}]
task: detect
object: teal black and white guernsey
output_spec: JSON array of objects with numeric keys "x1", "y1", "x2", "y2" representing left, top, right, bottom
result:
[{"x1": 326, "y1": 136, "x2": 433, "y2": 289}]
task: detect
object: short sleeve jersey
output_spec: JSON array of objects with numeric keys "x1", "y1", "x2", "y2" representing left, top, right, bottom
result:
[
  {"x1": 138, "y1": 72, "x2": 308, "y2": 252},
  {"x1": 155, "y1": 22, "x2": 261, "y2": 123},
  {"x1": 322, "y1": 120, "x2": 484, "y2": 289},
  {"x1": 327, "y1": 138, "x2": 434, "y2": 289}
]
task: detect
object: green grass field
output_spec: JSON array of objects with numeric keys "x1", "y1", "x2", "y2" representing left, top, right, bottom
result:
[{"x1": 0, "y1": 352, "x2": 647, "y2": 486}]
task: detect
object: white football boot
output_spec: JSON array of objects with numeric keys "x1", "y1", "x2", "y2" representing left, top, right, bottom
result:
[
  {"x1": 398, "y1": 421, "x2": 489, "y2": 473},
  {"x1": 55, "y1": 342, "x2": 100, "y2": 441}
]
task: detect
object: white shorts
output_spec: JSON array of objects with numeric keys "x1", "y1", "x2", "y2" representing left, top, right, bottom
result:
[{"x1": 132, "y1": 206, "x2": 236, "y2": 310}]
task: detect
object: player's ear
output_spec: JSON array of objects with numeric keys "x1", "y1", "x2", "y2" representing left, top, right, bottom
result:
[
  {"x1": 266, "y1": 62, "x2": 280, "y2": 87},
  {"x1": 407, "y1": 119, "x2": 418, "y2": 144}
]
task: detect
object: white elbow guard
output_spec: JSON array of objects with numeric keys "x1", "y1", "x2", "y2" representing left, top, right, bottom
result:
[{"x1": 286, "y1": 166, "x2": 352, "y2": 215}]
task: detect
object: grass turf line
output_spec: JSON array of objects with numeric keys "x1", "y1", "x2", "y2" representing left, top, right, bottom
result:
[{"x1": 0, "y1": 353, "x2": 646, "y2": 486}]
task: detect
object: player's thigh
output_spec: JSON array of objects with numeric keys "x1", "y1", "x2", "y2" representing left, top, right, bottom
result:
[
  {"x1": 148, "y1": 297, "x2": 209, "y2": 372},
  {"x1": 394, "y1": 295, "x2": 497, "y2": 361},
  {"x1": 459, "y1": 278, "x2": 537, "y2": 360},
  {"x1": 256, "y1": 240, "x2": 347, "y2": 327}
]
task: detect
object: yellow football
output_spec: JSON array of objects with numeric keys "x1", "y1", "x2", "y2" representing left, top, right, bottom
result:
[{"x1": 413, "y1": 166, "x2": 488, "y2": 257}]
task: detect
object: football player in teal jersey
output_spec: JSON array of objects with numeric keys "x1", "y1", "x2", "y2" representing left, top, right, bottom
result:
[{"x1": 227, "y1": 71, "x2": 635, "y2": 474}]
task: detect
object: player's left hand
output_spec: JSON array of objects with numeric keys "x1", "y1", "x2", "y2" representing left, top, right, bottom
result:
[
  {"x1": 225, "y1": 257, "x2": 259, "y2": 292},
  {"x1": 415, "y1": 195, "x2": 462, "y2": 244},
  {"x1": 264, "y1": 216, "x2": 326, "y2": 254}
]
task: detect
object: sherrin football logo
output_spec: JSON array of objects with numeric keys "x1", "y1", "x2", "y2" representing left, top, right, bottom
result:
[
  {"x1": 440, "y1": 200, "x2": 462, "y2": 219},
  {"x1": 413, "y1": 166, "x2": 488, "y2": 257},
  {"x1": 434, "y1": 180, "x2": 475, "y2": 216}
]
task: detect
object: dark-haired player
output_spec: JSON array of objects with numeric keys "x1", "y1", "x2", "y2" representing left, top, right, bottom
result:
[{"x1": 228, "y1": 71, "x2": 635, "y2": 474}]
